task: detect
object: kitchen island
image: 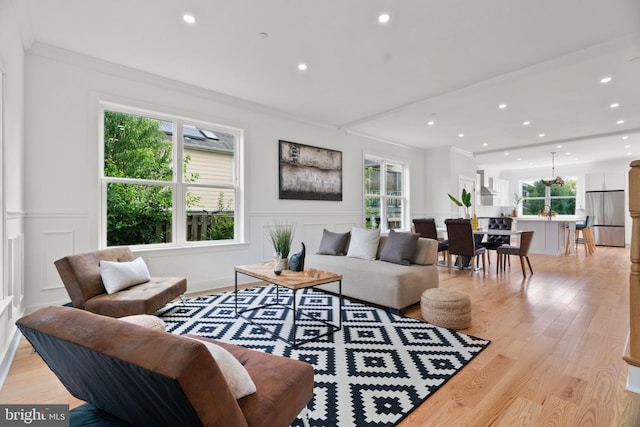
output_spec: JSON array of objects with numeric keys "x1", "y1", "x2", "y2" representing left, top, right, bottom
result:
[{"x1": 514, "y1": 217, "x2": 583, "y2": 255}]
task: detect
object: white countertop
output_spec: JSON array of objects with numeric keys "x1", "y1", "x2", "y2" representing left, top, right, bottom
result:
[{"x1": 514, "y1": 216, "x2": 584, "y2": 222}]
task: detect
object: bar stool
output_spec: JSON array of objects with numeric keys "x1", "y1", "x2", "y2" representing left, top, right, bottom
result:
[{"x1": 575, "y1": 216, "x2": 595, "y2": 255}]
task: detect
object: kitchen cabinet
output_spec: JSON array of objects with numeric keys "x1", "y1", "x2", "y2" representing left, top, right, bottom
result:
[
  {"x1": 478, "y1": 170, "x2": 510, "y2": 206},
  {"x1": 585, "y1": 171, "x2": 625, "y2": 191},
  {"x1": 490, "y1": 178, "x2": 510, "y2": 206}
]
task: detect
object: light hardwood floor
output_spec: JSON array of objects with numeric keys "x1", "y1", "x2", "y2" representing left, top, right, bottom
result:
[{"x1": 2, "y1": 246, "x2": 640, "y2": 426}]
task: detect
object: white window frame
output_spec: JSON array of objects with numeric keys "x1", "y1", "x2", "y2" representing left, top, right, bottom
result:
[
  {"x1": 519, "y1": 176, "x2": 577, "y2": 217},
  {"x1": 364, "y1": 155, "x2": 410, "y2": 231},
  {"x1": 99, "y1": 102, "x2": 244, "y2": 248}
]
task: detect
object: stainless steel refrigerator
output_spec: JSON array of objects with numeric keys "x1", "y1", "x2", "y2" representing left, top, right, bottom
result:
[{"x1": 585, "y1": 190, "x2": 625, "y2": 247}]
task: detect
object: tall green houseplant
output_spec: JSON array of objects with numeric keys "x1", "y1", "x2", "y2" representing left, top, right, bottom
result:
[{"x1": 448, "y1": 189, "x2": 472, "y2": 217}]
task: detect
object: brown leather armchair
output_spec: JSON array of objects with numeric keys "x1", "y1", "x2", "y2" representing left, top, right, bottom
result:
[
  {"x1": 16, "y1": 306, "x2": 314, "y2": 427},
  {"x1": 55, "y1": 247, "x2": 187, "y2": 318}
]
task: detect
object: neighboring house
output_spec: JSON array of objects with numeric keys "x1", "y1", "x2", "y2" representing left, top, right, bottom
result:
[{"x1": 160, "y1": 122, "x2": 235, "y2": 212}]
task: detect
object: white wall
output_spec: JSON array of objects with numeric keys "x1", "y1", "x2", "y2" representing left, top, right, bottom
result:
[
  {"x1": 0, "y1": 0, "x2": 26, "y2": 385},
  {"x1": 422, "y1": 146, "x2": 476, "y2": 227},
  {"x1": 22, "y1": 44, "x2": 430, "y2": 311}
]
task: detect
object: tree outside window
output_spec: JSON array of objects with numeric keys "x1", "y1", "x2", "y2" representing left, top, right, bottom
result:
[{"x1": 520, "y1": 178, "x2": 576, "y2": 216}]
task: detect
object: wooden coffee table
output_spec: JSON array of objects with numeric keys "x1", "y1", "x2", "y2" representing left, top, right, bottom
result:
[{"x1": 234, "y1": 262, "x2": 343, "y2": 346}]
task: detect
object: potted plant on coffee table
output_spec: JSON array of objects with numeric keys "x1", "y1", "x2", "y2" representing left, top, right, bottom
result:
[{"x1": 268, "y1": 222, "x2": 295, "y2": 269}]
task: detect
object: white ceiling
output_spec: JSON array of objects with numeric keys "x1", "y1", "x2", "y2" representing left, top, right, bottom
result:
[{"x1": 17, "y1": 0, "x2": 640, "y2": 170}]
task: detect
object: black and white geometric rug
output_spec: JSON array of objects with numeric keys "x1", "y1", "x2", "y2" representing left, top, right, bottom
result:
[{"x1": 156, "y1": 285, "x2": 490, "y2": 427}]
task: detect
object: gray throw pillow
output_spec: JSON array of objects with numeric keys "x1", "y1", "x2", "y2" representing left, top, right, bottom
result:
[
  {"x1": 380, "y1": 229, "x2": 420, "y2": 266},
  {"x1": 317, "y1": 229, "x2": 350, "y2": 255}
]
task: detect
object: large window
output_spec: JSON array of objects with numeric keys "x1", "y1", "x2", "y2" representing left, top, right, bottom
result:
[
  {"x1": 364, "y1": 156, "x2": 408, "y2": 230},
  {"x1": 519, "y1": 178, "x2": 576, "y2": 216},
  {"x1": 101, "y1": 105, "x2": 242, "y2": 247}
]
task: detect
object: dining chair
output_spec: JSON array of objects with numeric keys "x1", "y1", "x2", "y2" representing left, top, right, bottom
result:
[
  {"x1": 496, "y1": 231, "x2": 534, "y2": 278},
  {"x1": 444, "y1": 218, "x2": 486, "y2": 275},
  {"x1": 479, "y1": 217, "x2": 513, "y2": 264},
  {"x1": 412, "y1": 218, "x2": 448, "y2": 263}
]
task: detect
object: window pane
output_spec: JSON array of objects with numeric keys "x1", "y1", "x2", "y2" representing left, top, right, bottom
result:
[
  {"x1": 551, "y1": 198, "x2": 576, "y2": 215},
  {"x1": 386, "y1": 198, "x2": 403, "y2": 230},
  {"x1": 550, "y1": 178, "x2": 576, "y2": 196},
  {"x1": 365, "y1": 196, "x2": 380, "y2": 229},
  {"x1": 183, "y1": 125, "x2": 235, "y2": 185},
  {"x1": 186, "y1": 187, "x2": 235, "y2": 241},
  {"x1": 386, "y1": 163, "x2": 403, "y2": 197},
  {"x1": 104, "y1": 111, "x2": 173, "y2": 181},
  {"x1": 521, "y1": 180, "x2": 544, "y2": 198},
  {"x1": 522, "y1": 199, "x2": 544, "y2": 215},
  {"x1": 106, "y1": 183, "x2": 172, "y2": 246},
  {"x1": 365, "y1": 160, "x2": 381, "y2": 195}
]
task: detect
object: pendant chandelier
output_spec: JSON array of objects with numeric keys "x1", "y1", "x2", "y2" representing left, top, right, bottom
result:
[{"x1": 541, "y1": 152, "x2": 565, "y2": 187}]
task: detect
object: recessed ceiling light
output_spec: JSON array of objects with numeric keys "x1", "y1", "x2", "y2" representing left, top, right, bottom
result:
[
  {"x1": 498, "y1": 103, "x2": 507, "y2": 109},
  {"x1": 617, "y1": 120, "x2": 625, "y2": 124},
  {"x1": 522, "y1": 121, "x2": 531, "y2": 126},
  {"x1": 538, "y1": 133, "x2": 546, "y2": 137},
  {"x1": 628, "y1": 152, "x2": 634, "y2": 155},
  {"x1": 610, "y1": 103, "x2": 620, "y2": 108},
  {"x1": 482, "y1": 143, "x2": 488, "y2": 146},
  {"x1": 625, "y1": 145, "x2": 631, "y2": 148},
  {"x1": 427, "y1": 121, "x2": 435, "y2": 126},
  {"x1": 504, "y1": 152, "x2": 509, "y2": 156},
  {"x1": 458, "y1": 133, "x2": 464, "y2": 138},
  {"x1": 574, "y1": 158, "x2": 579, "y2": 161},
  {"x1": 622, "y1": 135, "x2": 629, "y2": 139},
  {"x1": 298, "y1": 63, "x2": 308, "y2": 71},
  {"x1": 378, "y1": 13, "x2": 390, "y2": 23},
  {"x1": 557, "y1": 145, "x2": 563, "y2": 148},
  {"x1": 183, "y1": 14, "x2": 196, "y2": 24},
  {"x1": 565, "y1": 152, "x2": 571, "y2": 155},
  {"x1": 516, "y1": 158, "x2": 521, "y2": 161},
  {"x1": 600, "y1": 76, "x2": 612, "y2": 84}
]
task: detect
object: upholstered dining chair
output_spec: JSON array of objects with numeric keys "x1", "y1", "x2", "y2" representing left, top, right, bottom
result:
[
  {"x1": 412, "y1": 218, "x2": 448, "y2": 263},
  {"x1": 496, "y1": 231, "x2": 534, "y2": 278},
  {"x1": 479, "y1": 217, "x2": 513, "y2": 264},
  {"x1": 444, "y1": 218, "x2": 486, "y2": 275}
]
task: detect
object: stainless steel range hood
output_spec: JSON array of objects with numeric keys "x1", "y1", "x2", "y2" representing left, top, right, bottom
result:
[{"x1": 477, "y1": 170, "x2": 498, "y2": 195}]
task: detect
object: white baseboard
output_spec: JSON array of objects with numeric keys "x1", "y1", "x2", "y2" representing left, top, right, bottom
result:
[
  {"x1": 0, "y1": 328, "x2": 22, "y2": 391},
  {"x1": 626, "y1": 365, "x2": 640, "y2": 394}
]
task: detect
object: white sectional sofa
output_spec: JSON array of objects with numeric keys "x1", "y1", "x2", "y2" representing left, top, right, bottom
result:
[{"x1": 306, "y1": 232, "x2": 440, "y2": 314}]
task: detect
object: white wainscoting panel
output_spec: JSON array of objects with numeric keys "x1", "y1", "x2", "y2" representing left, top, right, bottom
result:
[
  {"x1": 8, "y1": 235, "x2": 23, "y2": 309},
  {"x1": 42, "y1": 231, "x2": 75, "y2": 290}
]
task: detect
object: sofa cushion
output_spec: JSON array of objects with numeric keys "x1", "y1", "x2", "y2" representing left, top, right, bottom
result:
[
  {"x1": 120, "y1": 314, "x2": 167, "y2": 331},
  {"x1": 380, "y1": 230, "x2": 420, "y2": 266},
  {"x1": 412, "y1": 237, "x2": 438, "y2": 265},
  {"x1": 84, "y1": 277, "x2": 187, "y2": 318},
  {"x1": 346, "y1": 227, "x2": 380, "y2": 260},
  {"x1": 184, "y1": 336, "x2": 256, "y2": 399},
  {"x1": 100, "y1": 257, "x2": 151, "y2": 294},
  {"x1": 317, "y1": 229, "x2": 350, "y2": 255}
]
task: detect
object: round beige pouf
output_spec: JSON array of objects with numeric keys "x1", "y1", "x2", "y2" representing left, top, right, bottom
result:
[
  {"x1": 120, "y1": 314, "x2": 167, "y2": 332},
  {"x1": 420, "y1": 288, "x2": 471, "y2": 330}
]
